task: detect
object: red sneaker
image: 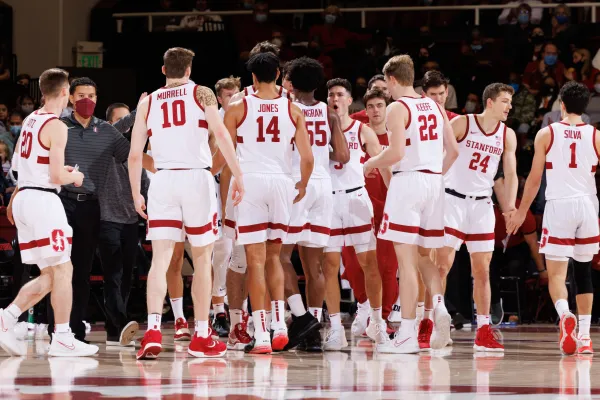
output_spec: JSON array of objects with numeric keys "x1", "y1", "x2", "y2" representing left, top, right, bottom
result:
[
  {"x1": 559, "y1": 312, "x2": 577, "y2": 355},
  {"x1": 174, "y1": 318, "x2": 191, "y2": 342},
  {"x1": 244, "y1": 338, "x2": 272, "y2": 354},
  {"x1": 188, "y1": 334, "x2": 227, "y2": 358},
  {"x1": 137, "y1": 330, "x2": 162, "y2": 360},
  {"x1": 272, "y1": 329, "x2": 289, "y2": 352},
  {"x1": 474, "y1": 325, "x2": 504, "y2": 352},
  {"x1": 418, "y1": 319, "x2": 433, "y2": 350},
  {"x1": 228, "y1": 322, "x2": 252, "y2": 350},
  {"x1": 578, "y1": 336, "x2": 594, "y2": 355}
]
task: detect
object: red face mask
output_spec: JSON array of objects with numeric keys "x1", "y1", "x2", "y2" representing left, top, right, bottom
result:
[{"x1": 75, "y1": 98, "x2": 96, "y2": 119}]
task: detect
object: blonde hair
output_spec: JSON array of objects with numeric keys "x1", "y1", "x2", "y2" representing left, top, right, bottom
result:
[
  {"x1": 0, "y1": 141, "x2": 11, "y2": 163},
  {"x1": 215, "y1": 76, "x2": 242, "y2": 96},
  {"x1": 383, "y1": 55, "x2": 415, "y2": 86},
  {"x1": 574, "y1": 48, "x2": 592, "y2": 80}
]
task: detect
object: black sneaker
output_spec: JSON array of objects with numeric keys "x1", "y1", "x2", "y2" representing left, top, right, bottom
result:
[
  {"x1": 284, "y1": 312, "x2": 320, "y2": 350},
  {"x1": 301, "y1": 328, "x2": 322, "y2": 352},
  {"x1": 452, "y1": 312, "x2": 468, "y2": 331},
  {"x1": 213, "y1": 313, "x2": 230, "y2": 338},
  {"x1": 490, "y1": 300, "x2": 504, "y2": 326}
]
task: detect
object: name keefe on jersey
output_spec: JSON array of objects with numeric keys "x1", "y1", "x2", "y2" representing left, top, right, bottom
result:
[{"x1": 465, "y1": 140, "x2": 502, "y2": 155}]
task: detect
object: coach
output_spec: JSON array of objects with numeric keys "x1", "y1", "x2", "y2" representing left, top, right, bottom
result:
[{"x1": 48, "y1": 77, "x2": 138, "y2": 341}]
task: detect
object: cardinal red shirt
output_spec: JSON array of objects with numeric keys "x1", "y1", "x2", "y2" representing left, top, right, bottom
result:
[
  {"x1": 494, "y1": 199, "x2": 537, "y2": 248},
  {"x1": 363, "y1": 129, "x2": 389, "y2": 228}
]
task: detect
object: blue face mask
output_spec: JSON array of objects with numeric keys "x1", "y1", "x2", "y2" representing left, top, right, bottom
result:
[
  {"x1": 471, "y1": 44, "x2": 482, "y2": 51},
  {"x1": 9, "y1": 125, "x2": 21, "y2": 137},
  {"x1": 517, "y1": 13, "x2": 530, "y2": 24},
  {"x1": 544, "y1": 54, "x2": 558, "y2": 66},
  {"x1": 556, "y1": 14, "x2": 568, "y2": 24},
  {"x1": 255, "y1": 13, "x2": 267, "y2": 23},
  {"x1": 324, "y1": 14, "x2": 337, "y2": 24},
  {"x1": 510, "y1": 83, "x2": 520, "y2": 92}
]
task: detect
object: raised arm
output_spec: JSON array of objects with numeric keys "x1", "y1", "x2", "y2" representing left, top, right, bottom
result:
[
  {"x1": 128, "y1": 96, "x2": 150, "y2": 218},
  {"x1": 328, "y1": 106, "x2": 350, "y2": 164},
  {"x1": 502, "y1": 127, "x2": 518, "y2": 211},
  {"x1": 291, "y1": 104, "x2": 314, "y2": 203}
]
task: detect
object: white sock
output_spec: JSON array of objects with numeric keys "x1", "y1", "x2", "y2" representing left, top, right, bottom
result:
[
  {"x1": 230, "y1": 309, "x2": 243, "y2": 329},
  {"x1": 147, "y1": 314, "x2": 161, "y2": 331},
  {"x1": 242, "y1": 298, "x2": 248, "y2": 313},
  {"x1": 416, "y1": 303, "x2": 425, "y2": 319},
  {"x1": 477, "y1": 314, "x2": 490, "y2": 327},
  {"x1": 400, "y1": 318, "x2": 416, "y2": 334},
  {"x1": 170, "y1": 298, "x2": 185, "y2": 321},
  {"x1": 266, "y1": 311, "x2": 272, "y2": 331},
  {"x1": 252, "y1": 310, "x2": 268, "y2": 339},
  {"x1": 555, "y1": 299, "x2": 570, "y2": 317},
  {"x1": 271, "y1": 300, "x2": 286, "y2": 329},
  {"x1": 5, "y1": 304, "x2": 22, "y2": 320},
  {"x1": 424, "y1": 308, "x2": 432, "y2": 320},
  {"x1": 578, "y1": 314, "x2": 591, "y2": 338},
  {"x1": 432, "y1": 294, "x2": 444, "y2": 307},
  {"x1": 55, "y1": 323, "x2": 70, "y2": 334},
  {"x1": 287, "y1": 294, "x2": 306, "y2": 317},
  {"x1": 213, "y1": 303, "x2": 225, "y2": 315},
  {"x1": 330, "y1": 313, "x2": 342, "y2": 329},
  {"x1": 308, "y1": 307, "x2": 323, "y2": 322},
  {"x1": 371, "y1": 307, "x2": 383, "y2": 323},
  {"x1": 195, "y1": 320, "x2": 209, "y2": 338}
]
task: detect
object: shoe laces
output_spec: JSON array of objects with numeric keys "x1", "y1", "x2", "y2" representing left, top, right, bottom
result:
[
  {"x1": 325, "y1": 329, "x2": 341, "y2": 343},
  {"x1": 480, "y1": 325, "x2": 501, "y2": 343},
  {"x1": 417, "y1": 321, "x2": 433, "y2": 341}
]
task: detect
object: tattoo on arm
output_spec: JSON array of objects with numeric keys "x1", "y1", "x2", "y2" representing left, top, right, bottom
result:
[{"x1": 195, "y1": 85, "x2": 218, "y2": 108}]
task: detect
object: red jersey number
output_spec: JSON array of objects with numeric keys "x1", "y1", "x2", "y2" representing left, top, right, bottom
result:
[
  {"x1": 161, "y1": 100, "x2": 186, "y2": 128},
  {"x1": 468, "y1": 152, "x2": 490, "y2": 173},
  {"x1": 257, "y1": 116, "x2": 281, "y2": 142},
  {"x1": 306, "y1": 121, "x2": 327, "y2": 147},
  {"x1": 418, "y1": 114, "x2": 438, "y2": 141},
  {"x1": 568, "y1": 142, "x2": 578, "y2": 168},
  {"x1": 20, "y1": 131, "x2": 33, "y2": 159}
]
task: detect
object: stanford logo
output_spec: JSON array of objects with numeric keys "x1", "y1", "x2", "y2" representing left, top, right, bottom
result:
[
  {"x1": 380, "y1": 213, "x2": 389, "y2": 235},
  {"x1": 212, "y1": 213, "x2": 219, "y2": 235},
  {"x1": 51, "y1": 229, "x2": 66, "y2": 252},
  {"x1": 540, "y1": 228, "x2": 548, "y2": 249}
]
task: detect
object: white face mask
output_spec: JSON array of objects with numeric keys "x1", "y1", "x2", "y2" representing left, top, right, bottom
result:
[
  {"x1": 272, "y1": 38, "x2": 283, "y2": 48},
  {"x1": 464, "y1": 101, "x2": 477, "y2": 113},
  {"x1": 21, "y1": 105, "x2": 34, "y2": 114},
  {"x1": 595, "y1": 83, "x2": 600, "y2": 93}
]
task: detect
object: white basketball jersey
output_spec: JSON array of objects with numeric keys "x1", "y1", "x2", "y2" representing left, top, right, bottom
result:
[
  {"x1": 293, "y1": 101, "x2": 331, "y2": 180},
  {"x1": 147, "y1": 82, "x2": 212, "y2": 169},
  {"x1": 330, "y1": 119, "x2": 365, "y2": 191},
  {"x1": 393, "y1": 96, "x2": 444, "y2": 174},
  {"x1": 236, "y1": 94, "x2": 296, "y2": 175},
  {"x1": 16, "y1": 111, "x2": 60, "y2": 190},
  {"x1": 244, "y1": 85, "x2": 290, "y2": 99},
  {"x1": 545, "y1": 122, "x2": 598, "y2": 200},
  {"x1": 444, "y1": 114, "x2": 505, "y2": 196}
]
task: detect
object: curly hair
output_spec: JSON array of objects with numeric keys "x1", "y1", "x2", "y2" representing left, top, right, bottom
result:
[{"x1": 286, "y1": 57, "x2": 325, "y2": 93}]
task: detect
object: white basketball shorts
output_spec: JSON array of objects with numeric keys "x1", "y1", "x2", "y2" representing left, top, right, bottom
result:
[
  {"x1": 378, "y1": 171, "x2": 445, "y2": 248},
  {"x1": 286, "y1": 178, "x2": 333, "y2": 248},
  {"x1": 228, "y1": 244, "x2": 247, "y2": 274},
  {"x1": 212, "y1": 236, "x2": 233, "y2": 297},
  {"x1": 325, "y1": 186, "x2": 374, "y2": 252},
  {"x1": 444, "y1": 192, "x2": 495, "y2": 253},
  {"x1": 234, "y1": 173, "x2": 295, "y2": 245},
  {"x1": 13, "y1": 189, "x2": 72, "y2": 269},
  {"x1": 539, "y1": 195, "x2": 600, "y2": 259},
  {"x1": 147, "y1": 169, "x2": 218, "y2": 247}
]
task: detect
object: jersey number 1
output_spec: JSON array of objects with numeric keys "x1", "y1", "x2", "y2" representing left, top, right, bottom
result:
[
  {"x1": 569, "y1": 142, "x2": 578, "y2": 168},
  {"x1": 161, "y1": 100, "x2": 186, "y2": 128}
]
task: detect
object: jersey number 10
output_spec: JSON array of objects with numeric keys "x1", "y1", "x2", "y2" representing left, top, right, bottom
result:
[{"x1": 161, "y1": 100, "x2": 187, "y2": 128}]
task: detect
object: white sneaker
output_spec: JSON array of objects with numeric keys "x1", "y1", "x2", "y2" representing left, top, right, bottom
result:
[
  {"x1": 377, "y1": 331, "x2": 419, "y2": 354},
  {"x1": 35, "y1": 324, "x2": 49, "y2": 340},
  {"x1": 120, "y1": 321, "x2": 139, "y2": 346},
  {"x1": 430, "y1": 303, "x2": 451, "y2": 350},
  {"x1": 365, "y1": 320, "x2": 389, "y2": 344},
  {"x1": 0, "y1": 311, "x2": 26, "y2": 356},
  {"x1": 323, "y1": 327, "x2": 348, "y2": 351},
  {"x1": 48, "y1": 332, "x2": 99, "y2": 357},
  {"x1": 13, "y1": 322, "x2": 28, "y2": 340},
  {"x1": 351, "y1": 301, "x2": 370, "y2": 337},
  {"x1": 447, "y1": 337, "x2": 453, "y2": 347}
]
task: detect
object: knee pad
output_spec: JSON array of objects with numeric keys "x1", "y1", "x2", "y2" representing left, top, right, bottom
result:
[
  {"x1": 573, "y1": 259, "x2": 594, "y2": 295},
  {"x1": 228, "y1": 245, "x2": 247, "y2": 274},
  {"x1": 545, "y1": 254, "x2": 569, "y2": 262}
]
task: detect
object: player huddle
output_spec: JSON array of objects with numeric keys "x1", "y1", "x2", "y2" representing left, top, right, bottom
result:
[{"x1": 0, "y1": 41, "x2": 597, "y2": 360}]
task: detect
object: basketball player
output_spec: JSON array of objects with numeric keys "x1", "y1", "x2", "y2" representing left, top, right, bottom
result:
[
  {"x1": 340, "y1": 88, "x2": 399, "y2": 336},
  {"x1": 224, "y1": 52, "x2": 313, "y2": 354},
  {"x1": 423, "y1": 71, "x2": 459, "y2": 122},
  {"x1": 323, "y1": 78, "x2": 391, "y2": 350},
  {"x1": 365, "y1": 55, "x2": 459, "y2": 354},
  {"x1": 350, "y1": 75, "x2": 390, "y2": 124},
  {"x1": 279, "y1": 57, "x2": 350, "y2": 351},
  {"x1": 0, "y1": 68, "x2": 98, "y2": 357},
  {"x1": 129, "y1": 47, "x2": 244, "y2": 360},
  {"x1": 507, "y1": 81, "x2": 599, "y2": 355},
  {"x1": 434, "y1": 83, "x2": 518, "y2": 352}
]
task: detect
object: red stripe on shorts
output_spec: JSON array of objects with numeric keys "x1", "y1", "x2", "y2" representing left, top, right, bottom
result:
[
  {"x1": 330, "y1": 228, "x2": 344, "y2": 236},
  {"x1": 548, "y1": 237, "x2": 575, "y2": 246},
  {"x1": 148, "y1": 220, "x2": 183, "y2": 229},
  {"x1": 224, "y1": 219, "x2": 236, "y2": 228},
  {"x1": 444, "y1": 227, "x2": 467, "y2": 240},
  {"x1": 310, "y1": 225, "x2": 331, "y2": 234},
  {"x1": 466, "y1": 232, "x2": 495, "y2": 241},
  {"x1": 20, "y1": 237, "x2": 72, "y2": 251},
  {"x1": 185, "y1": 222, "x2": 213, "y2": 235},
  {"x1": 344, "y1": 224, "x2": 373, "y2": 235},
  {"x1": 575, "y1": 236, "x2": 600, "y2": 245},
  {"x1": 388, "y1": 223, "x2": 444, "y2": 237},
  {"x1": 238, "y1": 222, "x2": 289, "y2": 233},
  {"x1": 287, "y1": 223, "x2": 331, "y2": 235}
]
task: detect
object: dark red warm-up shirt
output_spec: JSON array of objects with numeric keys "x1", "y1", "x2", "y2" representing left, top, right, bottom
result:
[
  {"x1": 363, "y1": 129, "x2": 389, "y2": 229},
  {"x1": 494, "y1": 199, "x2": 537, "y2": 248}
]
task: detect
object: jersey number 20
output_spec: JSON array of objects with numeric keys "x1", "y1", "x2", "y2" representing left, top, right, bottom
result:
[{"x1": 20, "y1": 131, "x2": 33, "y2": 159}]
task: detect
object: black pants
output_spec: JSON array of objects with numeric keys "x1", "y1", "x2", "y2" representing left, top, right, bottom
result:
[
  {"x1": 490, "y1": 242, "x2": 530, "y2": 304},
  {"x1": 47, "y1": 196, "x2": 100, "y2": 340},
  {"x1": 97, "y1": 221, "x2": 138, "y2": 340}
]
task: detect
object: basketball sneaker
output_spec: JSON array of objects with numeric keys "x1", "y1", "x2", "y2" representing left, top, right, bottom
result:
[
  {"x1": 48, "y1": 332, "x2": 99, "y2": 357},
  {"x1": 35, "y1": 324, "x2": 49, "y2": 340},
  {"x1": 365, "y1": 320, "x2": 389, "y2": 344},
  {"x1": 418, "y1": 319, "x2": 433, "y2": 350},
  {"x1": 285, "y1": 311, "x2": 320, "y2": 350},
  {"x1": 323, "y1": 327, "x2": 348, "y2": 351},
  {"x1": 228, "y1": 322, "x2": 253, "y2": 350},
  {"x1": 299, "y1": 328, "x2": 323, "y2": 352},
  {"x1": 473, "y1": 325, "x2": 504, "y2": 352},
  {"x1": 137, "y1": 330, "x2": 162, "y2": 360},
  {"x1": 351, "y1": 301, "x2": 370, "y2": 337},
  {"x1": 174, "y1": 318, "x2": 191, "y2": 341},
  {"x1": 430, "y1": 303, "x2": 451, "y2": 350},
  {"x1": 0, "y1": 311, "x2": 26, "y2": 356},
  {"x1": 577, "y1": 336, "x2": 593, "y2": 355},
  {"x1": 120, "y1": 321, "x2": 139, "y2": 346},
  {"x1": 188, "y1": 334, "x2": 227, "y2": 358},
  {"x1": 212, "y1": 313, "x2": 230, "y2": 338},
  {"x1": 559, "y1": 312, "x2": 577, "y2": 356},
  {"x1": 376, "y1": 331, "x2": 419, "y2": 354},
  {"x1": 244, "y1": 337, "x2": 272, "y2": 354},
  {"x1": 272, "y1": 328, "x2": 289, "y2": 351},
  {"x1": 13, "y1": 322, "x2": 28, "y2": 340}
]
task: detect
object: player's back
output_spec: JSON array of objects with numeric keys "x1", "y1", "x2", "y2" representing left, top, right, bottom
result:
[
  {"x1": 545, "y1": 122, "x2": 598, "y2": 200},
  {"x1": 393, "y1": 95, "x2": 444, "y2": 174},
  {"x1": 293, "y1": 101, "x2": 331, "y2": 179},
  {"x1": 329, "y1": 119, "x2": 365, "y2": 190},
  {"x1": 146, "y1": 82, "x2": 212, "y2": 170},
  {"x1": 244, "y1": 85, "x2": 290, "y2": 99},
  {"x1": 16, "y1": 110, "x2": 61, "y2": 190},
  {"x1": 236, "y1": 94, "x2": 296, "y2": 175}
]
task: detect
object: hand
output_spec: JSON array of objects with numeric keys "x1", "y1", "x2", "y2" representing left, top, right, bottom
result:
[
  {"x1": 539, "y1": 270, "x2": 549, "y2": 286},
  {"x1": 72, "y1": 171, "x2": 84, "y2": 187},
  {"x1": 363, "y1": 160, "x2": 377, "y2": 179},
  {"x1": 64, "y1": 165, "x2": 75, "y2": 172},
  {"x1": 293, "y1": 181, "x2": 307, "y2": 204},
  {"x1": 231, "y1": 176, "x2": 244, "y2": 206},
  {"x1": 6, "y1": 198, "x2": 14, "y2": 225},
  {"x1": 138, "y1": 92, "x2": 148, "y2": 105},
  {"x1": 538, "y1": 59, "x2": 547, "y2": 74},
  {"x1": 133, "y1": 193, "x2": 147, "y2": 219},
  {"x1": 504, "y1": 209, "x2": 526, "y2": 235}
]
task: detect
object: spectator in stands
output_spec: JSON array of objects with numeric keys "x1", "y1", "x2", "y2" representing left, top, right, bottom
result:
[
  {"x1": 350, "y1": 74, "x2": 388, "y2": 124},
  {"x1": 530, "y1": 27, "x2": 546, "y2": 62},
  {"x1": 153, "y1": 0, "x2": 182, "y2": 32},
  {"x1": 350, "y1": 76, "x2": 367, "y2": 114},
  {"x1": 308, "y1": 5, "x2": 367, "y2": 56},
  {"x1": 536, "y1": 75, "x2": 559, "y2": 111},
  {"x1": 565, "y1": 49, "x2": 599, "y2": 90},
  {"x1": 15, "y1": 74, "x2": 30, "y2": 90},
  {"x1": 523, "y1": 42, "x2": 565, "y2": 95},
  {"x1": 307, "y1": 38, "x2": 333, "y2": 80},
  {"x1": 4, "y1": 110, "x2": 23, "y2": 152},
  {"x1": 498, "y1": 0, "x2": 543, "y2": 25},
  {"x1": 587, "y1": 74, "x2": 600, "y2": 126},
  {"x1": 550, "y1": 3, "x2": 578, "y2": 64},
  {"x1": 462, "y1": 92, "x2": 482, "y2": 114},
  {"x1": 0, "y1": 140, "x2": 10, "y2": 176},
  {"x1": 507, "y1": 72, "x2": 536, "y2": 134},
  {"x1": 504, "y1": 3, "x2": 536, "y2": 72},
  {"x1": 180, "y1": 0, "x2": 223, "y2": 31},
  {"x1": 18, "y1": 95, "x2": 35, "y2": 117},
  {"x1": 233, "y1": 0, "x2": 280, "y2": 61},
  {"x1": 271, "y1": 29, "x2": 296, "y2": 62},
  {"x1": 0, "y1": 102, "x2": 8, "y2": 131}
]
